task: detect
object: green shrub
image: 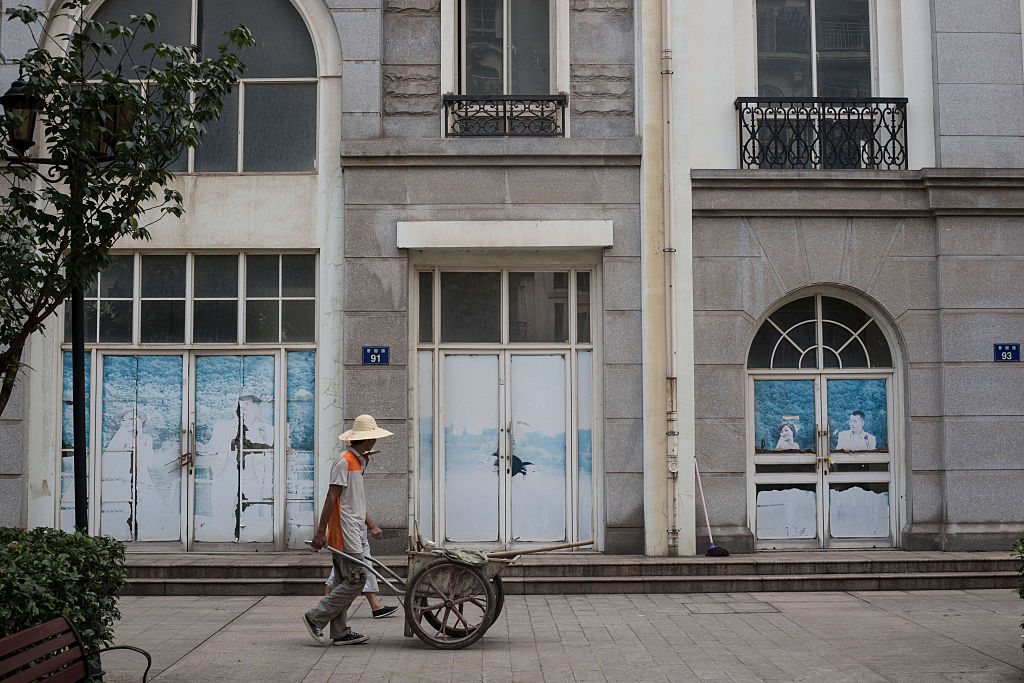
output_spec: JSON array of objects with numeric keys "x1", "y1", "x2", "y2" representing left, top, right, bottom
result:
[{"x1": 0, "y1": 527, "x2": 126, "y2": 653}]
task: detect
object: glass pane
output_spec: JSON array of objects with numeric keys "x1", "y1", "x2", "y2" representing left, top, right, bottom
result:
[
  {"x1": 827, "y1": 379, "x2": 888, "y2": 452},
  {"x1": 195, "y1": 86, "x2": 239, "y2": 172},
  {"x1": 508, "y1": 272, "x2": 568, "y2": 343},
  {"x1": 417, "y1": 351, "x2": 433, "y2": 540},
  {"x1": 100, "y1": 255, "x2": 134, "y2": 298},
  {"x1": 577, "y1": 351, "x2": 593, "y2": 542},
  {"x1": 281, "y1": 254, "x2": 316, "y2": 297},
  {"x1": 510, "y1": 0, "x2": 549, "y2": 94},
  {"x1": 863, "y1": 321, "x2": 893, "y2": 368},
  {"x1": 576, "y1": 272, "x2": 591, "y2": 344},
  {"x1": 84, "y1": 274, "x2": 99, "y2": 299},
  {"x1": 418, "y1": 271, "x2": 433, "y2": 343},
  {"x1": 64, "y1": 300, "x2": 98, "y2": 343},
  {"x1": 762, "y1": 296, "x2": 816, "y2": 369},
  {"x1": 246, "y1": 300, "x2": 279, "y2": 343},
  {"x1": 756, "y1": 0, "x2": 812, "y2": 97},
  {"x1": 200, "y1": 0, "x2": 316, "y2": 78},
  {"x1": 140, "y1": 300, "x2": 185, "y2": 343},
  {"x1": 465, "y1": 0, "x2": 503, "y2": 95},
  {"x1": 285, "y1": 351, "x2": 316, "y2": 548},
  {"x1": 510, "y1": 355, "x2": 565, "y2": 542},
  {"x1": 194, "y1": 255, "x2": 239, "y2": 298},
  {"x1": 243, "y1": 83, "x2": 317, "y2": 172},
  {"x1": 246, "y1": 255, "x2": 279, "y2": 297},
  {"x1": 140, "y1": 255, "x2": 186, "y2": 298},
  {"x1": 444, "y1": 355, "x2": 500, "y2": 542},
  {"x1": 756, "y1": 484, "x2": 816, "y2": 539},
  {"x1": 440, "y1": 272, "x2": 500, "y2": 342},
  {"x1": 90, "y1": 0, "x2": 192, "y2": 73},
  {"x1": 829, "y1": 483, "x2": 889, "y2": 538},
  {"x1": 753, "y1": 379, "x2": 815, "y2": 453},
  {"x1": 815, "y1": 0, "x2": 871, "y2": 98},
  {"x1": 281, "y1": 300, "x2": 315, "y2": 342},
  {"x1": 98, "y1": 301, "x2": 133, "y2": 343},
  {"x1": 194, "y1": 300, "x2": 238, "y2": 343}
]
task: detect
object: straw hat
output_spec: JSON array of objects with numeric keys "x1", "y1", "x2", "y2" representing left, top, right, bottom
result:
[{"x1": 338, "y1": 414, "x2": 393, "y2": 442}]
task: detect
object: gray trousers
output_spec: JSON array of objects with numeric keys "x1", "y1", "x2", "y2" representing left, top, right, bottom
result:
[{"x1": 305, "y1": 552, "x2": 365, "y2": 640}]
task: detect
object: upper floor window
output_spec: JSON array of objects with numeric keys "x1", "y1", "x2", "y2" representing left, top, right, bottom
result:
[
  {"x1": 462, "y1": 0, "x2": 551, "y2": 95},
  {"x1": 757, "y1": 0, "x2": 871, "y2": 98},
  {"x1": 91, "y1": 0, "x2": 318, "y2": 173}
]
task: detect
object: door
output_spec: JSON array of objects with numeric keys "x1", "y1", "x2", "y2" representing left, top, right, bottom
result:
[
  {"x1": 440, "y1": 351, "x2": 571, "y2": 545},
  {"x1": 191, "y1": 354, "x2": 278, "y2": 547},
  {"x1": 97, "y1": 354, "x2": 186, "y2": 544},
  {"x1": 750, "y1": 374, "x2": 895, "y2": 548}
]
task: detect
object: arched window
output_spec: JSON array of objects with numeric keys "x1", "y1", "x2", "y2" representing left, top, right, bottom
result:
[
  {"x1": 747, "y1": 294, "x2": 892, "y2": 370},
  {"x1": 91, "y1": 0, "x2": 318, "y2": 173}
]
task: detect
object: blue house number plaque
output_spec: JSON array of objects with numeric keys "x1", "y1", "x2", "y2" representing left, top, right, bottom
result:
[
  {"x1": 994, "y1": 344, "x2": 1020, "y2": 362},
  {"x1": 362, "y1": 346, "x2": 390, "y2": 365}
]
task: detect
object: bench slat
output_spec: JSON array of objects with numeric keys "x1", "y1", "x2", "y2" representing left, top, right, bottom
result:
[
  {"x1": 4, "y1": 647, "x2": 83, "y2": 683},
  {"x1": 0, "y1": 618, "x2": 70, "y2": 653},
  {"x1": 39, "y1": 661, "x2": 90, "y2": 682},
  {"x1": 0, "y1": 631, "x2": 79, "y2": 676}
]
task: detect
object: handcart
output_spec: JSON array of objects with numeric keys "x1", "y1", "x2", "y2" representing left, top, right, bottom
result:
[{"x1": 314, "y1": 539, "x2": 591, "y2": 650}]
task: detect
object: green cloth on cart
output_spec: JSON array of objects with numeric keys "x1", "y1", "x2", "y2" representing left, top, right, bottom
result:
[{"x1": 431, "y1": 548, "x2": 488, "y2": 566}]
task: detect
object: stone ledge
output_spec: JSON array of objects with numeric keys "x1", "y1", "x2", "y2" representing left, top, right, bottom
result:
[
  {"x1": 341, "y1": 137, "x2": 641, "y2": 166},
  {"x1": 693, "y1": 168, "x2": 1024, "y2": 217}
]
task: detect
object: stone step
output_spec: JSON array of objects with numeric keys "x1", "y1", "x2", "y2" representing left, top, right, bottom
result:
[
  {"x1": 124, "y1": 553, "x2": 1017, "y2": 580},
  {"x1": 123, "y1": 570, "x2": 1019, "y2": 596}
]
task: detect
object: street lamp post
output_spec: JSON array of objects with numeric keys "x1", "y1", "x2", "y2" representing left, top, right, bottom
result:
[{"x1": 1, "y1": 77, "x2": 119, "y2": 533}]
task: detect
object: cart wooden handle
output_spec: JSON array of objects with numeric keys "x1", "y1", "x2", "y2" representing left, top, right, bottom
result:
[{"x1": 487, "y1": 540, "x2": 592, "y2": 558}]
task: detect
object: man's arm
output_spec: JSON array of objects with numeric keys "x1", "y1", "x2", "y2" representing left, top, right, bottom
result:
[
  {"x1": 311, "y1": 484, "x2": 343, "y2": 549},
  {"x1": 365, "y1": 514, "x2": 383, "y2": 540}
]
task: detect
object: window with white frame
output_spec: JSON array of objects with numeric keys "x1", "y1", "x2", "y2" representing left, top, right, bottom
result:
[
  {"x1": 63, "y1": 253, "x2": 317, "y2": 346},
  {"x1": 91, "y1": 0, "x2": 318, "y2": 173},
  {"x1": 462, "y1": 0, "x2": 551, "y2": 95},
  {"x1": 756, "y1": 0, "x2": 871, "y2": 98}
]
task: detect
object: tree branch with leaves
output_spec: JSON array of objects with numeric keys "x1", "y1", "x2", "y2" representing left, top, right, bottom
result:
[{"x1": 0, "y1": 0, "x2": 253, "y2": 415}]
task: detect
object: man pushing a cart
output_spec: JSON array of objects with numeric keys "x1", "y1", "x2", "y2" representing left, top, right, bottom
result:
[{"x1": 304, "y1": 414, "x2": 393, "y2": 646}]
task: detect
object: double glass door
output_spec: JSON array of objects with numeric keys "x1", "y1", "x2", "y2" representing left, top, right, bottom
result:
[
  {"x1": 442, "y1": 352, "x2": 573, "y2": 544},
  {"x1": 750, "y1": 374, "x2": 896, "y2": 547},
  {"x1": 80, "y1": 350, "x2": 315, "y2": 549}
]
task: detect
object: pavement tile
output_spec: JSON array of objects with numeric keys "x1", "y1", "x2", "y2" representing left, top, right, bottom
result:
[{"x1": 97, "y1": 590, "x2": 1024, "y2": 682}]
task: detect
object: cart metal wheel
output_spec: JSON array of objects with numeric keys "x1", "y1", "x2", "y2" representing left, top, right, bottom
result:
[
  {"x1": 404, "y1": 558, "x2": 496, "y2": 650},
  {"x1": 489, "y1": 575, "x2": 504, "y2": 626}
]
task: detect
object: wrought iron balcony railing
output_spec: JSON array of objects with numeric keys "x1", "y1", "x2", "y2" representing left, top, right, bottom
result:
[
  {"x1": 734, "y1": 97, "x2": 908, "y2": 170},
  {"x1": 443, "y1": 94, "x2": 567, "y2": 137}
]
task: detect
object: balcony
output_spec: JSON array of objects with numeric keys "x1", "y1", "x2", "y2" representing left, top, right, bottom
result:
[
  {"x1": 734, "y1": 97, "x2": 908, "y2": 170},
  {"x1": 443, "y1": 94, "x2": 567, "y2": 138}
]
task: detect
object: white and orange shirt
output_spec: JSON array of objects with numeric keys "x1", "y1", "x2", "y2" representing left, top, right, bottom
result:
[{"x1": 326, "y1": 449, "x2": 366, "y2": 553}]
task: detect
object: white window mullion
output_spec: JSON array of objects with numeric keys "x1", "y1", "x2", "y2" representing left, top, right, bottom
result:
[
  {"x1": 237, "y1": 81, "x2": 246, "y2": 173},
  {"x1": 809, "y1": 0, "x2": 818, "y2": 97}
]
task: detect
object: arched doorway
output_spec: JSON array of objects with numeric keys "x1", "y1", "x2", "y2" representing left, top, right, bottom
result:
[{"x1": 746, "y1": 291, "x2": 903, "y2": 549}]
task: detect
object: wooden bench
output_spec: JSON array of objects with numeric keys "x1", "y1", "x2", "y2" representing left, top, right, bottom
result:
[{"x1": 0, "y1": 615, "x2": 151, "y2": 682}]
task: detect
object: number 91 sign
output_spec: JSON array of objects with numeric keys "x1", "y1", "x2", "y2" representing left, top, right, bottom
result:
[{"x1": 362, "y1": 346, "x2": 390, "y2": 365}]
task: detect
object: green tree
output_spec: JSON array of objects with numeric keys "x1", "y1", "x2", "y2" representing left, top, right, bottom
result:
[{"x1": 0, "y1": 0, "x2": 252, "y2": 415}]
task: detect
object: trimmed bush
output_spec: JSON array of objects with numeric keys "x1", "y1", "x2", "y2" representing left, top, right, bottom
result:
[{"x1": 0, "y1": 527, "x2": 126, "y2": 653}]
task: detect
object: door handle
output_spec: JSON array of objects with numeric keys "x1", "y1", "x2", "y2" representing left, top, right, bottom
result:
[{"x1": 178, "y1": 451, "x2": 193, "y2": 468}]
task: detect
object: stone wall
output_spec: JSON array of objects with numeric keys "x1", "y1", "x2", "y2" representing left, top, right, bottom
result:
[
  {"x1": 0, "y1": 378, "x2": 26, "y2": 528},
  {"x1": 570, "y1": 0, "x2": 634, "y2": 137},
  {"x1": 340, "y1": 137, "x2": 642, "y2": 553},
  {"x1": 933, "y1": 0, "x2": 1024, "y2": 166},
  {"x1": 381, "y1": 0, "x2": 440, "y2": 137},
  {"x1": 691, "y1": 169, "x2": 1024, "y2": 552}
]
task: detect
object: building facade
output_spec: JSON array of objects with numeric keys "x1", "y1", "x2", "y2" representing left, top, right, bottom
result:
[{"x1": 1, "y1": 0, "x2": 1022, "y2": 555}]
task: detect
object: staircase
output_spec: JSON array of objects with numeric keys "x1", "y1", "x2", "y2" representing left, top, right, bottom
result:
[{"x1": 124, "y1": 550, "x2": 1019, "y2": 596}]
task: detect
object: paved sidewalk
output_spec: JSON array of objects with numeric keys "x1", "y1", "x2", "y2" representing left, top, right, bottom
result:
[{"x1": 101, "y1": 590, "x2": 1024, "y2": 682}]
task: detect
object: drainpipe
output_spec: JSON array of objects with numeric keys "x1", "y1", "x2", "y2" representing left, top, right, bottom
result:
[{"x1": 661, "y1": 0, "x2": 679, "y2": 554}]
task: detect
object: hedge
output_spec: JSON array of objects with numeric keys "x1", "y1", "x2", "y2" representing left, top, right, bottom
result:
[{"x1": 0, "y1": 527, "x2": 126, "y2": 653}]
